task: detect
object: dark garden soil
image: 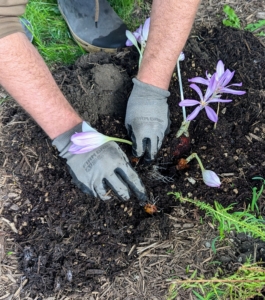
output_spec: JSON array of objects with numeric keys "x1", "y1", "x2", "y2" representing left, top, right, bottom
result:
[{"x1": 1, "y1": 26, "x2": 265, "y2": 299}]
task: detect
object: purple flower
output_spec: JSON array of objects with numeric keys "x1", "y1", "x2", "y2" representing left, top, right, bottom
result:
[
  {"x1": 202, "y1": 170, "x2": 221, "y2": 187},
  {"x1": 186, "y1": 153, "x2": 222, "y2": 188},
  {"x1": 69, "y1": 131, "x2": 112, "y2": 154},
  {"x1": 125, "y1": 26, "x2": 141, "y2": 46},
  {"x1": 179, "y1": 73, "x2": 233, "y2": 122},
  {"x1": 126, "y1": 17, "x2": 150, "y2": 47},
  {"x1": 188, "y1": 60, "x2": 246, "y2": 96},
  {"x1": 68, "y1": 122, "x2": 132, "y2": 154}
]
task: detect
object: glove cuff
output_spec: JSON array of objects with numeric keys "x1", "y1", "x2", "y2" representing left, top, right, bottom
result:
[
  {"x1": 52, "y1": 122, "x2": 82, "y2": 155},
  {"x1": 133, "y1": 78, "x2": 170, "y2": 98}
]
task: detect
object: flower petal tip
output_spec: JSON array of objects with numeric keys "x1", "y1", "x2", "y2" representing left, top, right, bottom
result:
[{"x1": 202, "y1": 170, "x2": 221, "y2": 187}]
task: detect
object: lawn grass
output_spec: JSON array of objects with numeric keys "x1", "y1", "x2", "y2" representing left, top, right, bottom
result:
[
  {"x1": 23, "y1": 0, "x2": 84, "y2": 66},
  {"x1": 23, "y1": 0, "x2": 143, "y2": 66}
]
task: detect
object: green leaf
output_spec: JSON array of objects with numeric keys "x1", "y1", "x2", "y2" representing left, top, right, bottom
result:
[
  {"x1": 169, "y1": 192, "x2": 265, "y2": 241},
  {"x1": 245, "y1": 20, "x2": 265, "y2": 32},
  {"x1": 211, "y1": 236, "x2": 220, "y2": 254},
  {"x1": 256, "y1": 31, "x2": 265, "y2": 37},
  {"x1": 222, "y1": 5, "x2": 241, "y2": 29},
  {"x1": 252, "y1": 176, "x2": 265, "y2": 183},
  {"x1": 191, "y1": 269, "x2": 198, "y2": 279},
  {"x1": 193, "y1": 290, "x2": 205, "y2": 300}
]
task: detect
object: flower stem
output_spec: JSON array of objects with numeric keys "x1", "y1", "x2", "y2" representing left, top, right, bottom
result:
[
  {"x1": 177, "y1": 59, "x2": 186, "y2": 120},
  {"x1": 138, "y1": 44, "x2": 145, "y2": 68},
  {"x1": 186, "y1": 153, "x2": 205, "y2": 172},
  {"x1": 110, "y1": 137, "x2": 132, "y2": 146},
  {"x1": 176, "y1": 120, "x2": 190, "y2": 138},
  {"x1": 214, "y1": 102, "x2": 220, "y2": 130}
]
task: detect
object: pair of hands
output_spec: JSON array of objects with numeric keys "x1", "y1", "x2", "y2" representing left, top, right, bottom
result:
[{"x1": 53, "y1": 78, "x2": 170, "y2": 203}]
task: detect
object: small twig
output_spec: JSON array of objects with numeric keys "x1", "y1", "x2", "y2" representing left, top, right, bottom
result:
[
  {"x1": 34, "y1": 160, "x2": 40, "y2": 174},
  {"x1": 1, "y1": 218, "x2": 18, "y2": 233},
  {"x1": 13, "y1": 278, "x2": 28, "y2": 298},
  {"x1": 77, "y1": 74, "x2": 89, "y2": 95},
  {"x1": 19, "y1": 151, "x2": 33, "y2": 171},
  {"x1": 243, "y1": 39, "x2": 251, "y2": 54},
  {"x1": 128, "y1": 244, "x2": 136, "y2": 256}
]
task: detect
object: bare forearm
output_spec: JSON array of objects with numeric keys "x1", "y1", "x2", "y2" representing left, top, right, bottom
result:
[
  {"x1": 0, "y1": 32, "x2": 82, "y2": 139},
  {"x1": 138, "y1": 0, "x2": 201, "y2": 90}
]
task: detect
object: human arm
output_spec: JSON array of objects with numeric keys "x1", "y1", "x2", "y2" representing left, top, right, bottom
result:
[
  {"x1": 0, "y1": 31, "x2": 147, "y2": 202},
  {"x1": 138, "y1": 0, "x2": 201, "y2": 89},
  {"x1": 125, "y1": 0, "x2": 201, "y2": 160},
  {"x1": 0, "y1": 32, "x2": 82, "y2": 138}
]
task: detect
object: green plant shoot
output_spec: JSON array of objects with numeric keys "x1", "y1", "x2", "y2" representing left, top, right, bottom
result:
[
  {"x1": 249, "y1": 176, "x2": 265, "y2": 213},
  {"x1": 245, "y1": 20, "x2": 265, "y2": 32},
  {"x1": 222, "y1": 5, "x2": 241, "y2": 29},
  {"x1": 169, "y1": 192, "x2": 265, "y2": 241}
]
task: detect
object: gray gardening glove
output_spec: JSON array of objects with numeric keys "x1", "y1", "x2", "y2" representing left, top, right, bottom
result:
[
  {"x1": 52, "y1": 123, "x2": 147, "y2": 202},
  {"x1": 125, "y1": 78, "x2": 171, "y2": 162}
]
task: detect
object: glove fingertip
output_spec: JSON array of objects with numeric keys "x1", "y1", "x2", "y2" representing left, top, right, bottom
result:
[{"x1": 132, "y1": 148, "x2": 144, "y2": 158}]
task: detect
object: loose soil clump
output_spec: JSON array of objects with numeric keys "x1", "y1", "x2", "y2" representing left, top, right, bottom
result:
[{"x1": 1, "y1": 26, "x2": 265, "y2": 298}]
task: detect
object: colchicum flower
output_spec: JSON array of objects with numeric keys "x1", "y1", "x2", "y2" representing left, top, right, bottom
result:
[
  {"x1": 202, "y1": 169, "x2": 221, "y2": 187},
  {"x1": 125, "y1": 17, "x2": 150, "y2": 67},
  {"x1": 179, "y1": 73, "x2": 233, "y2": 123},
  {"x1": 186, "y1": 153, "x2": 221, "y2": 188},
  {"x1": 179, "y1": 60, "x2": 246, "y2": 123},
  {"x1": 125, "y1": 17, "x2": 150, "y2": 47},
  {"x1": 69, "y1": 122, "x2": 132, "y2": 154},
  {"x1": 188, "y1": 60, "x2": 246, "y2": 96}
]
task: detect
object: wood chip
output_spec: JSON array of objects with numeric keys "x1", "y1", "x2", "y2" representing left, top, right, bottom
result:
[{"x1": 248, "y1": 133, "x2": 265, "y2": 143}]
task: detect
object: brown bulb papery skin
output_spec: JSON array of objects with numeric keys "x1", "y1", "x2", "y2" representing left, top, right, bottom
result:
[
  {"x1": 176, "y1": 158, "x2": 189, "y2": 170},
  {"x1": 144, "y1": 204, "x2": 158, "y2": 215},
  {"x1": 130, "y1": 156, "x2": 140, "y2": 167},
  {"x1": 171, "y1": 135, "x2": 191, "y2": 162}
]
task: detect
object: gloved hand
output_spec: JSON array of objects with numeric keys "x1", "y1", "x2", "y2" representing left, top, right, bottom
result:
[
  {"x1": 52, "y1": 122, "x2": 147, "y2": 202},
  {"x1": 125, "y1": 78, "x2": 170, "y2": 162}
]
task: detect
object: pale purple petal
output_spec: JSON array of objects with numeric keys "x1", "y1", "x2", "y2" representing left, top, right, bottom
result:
[
  {"x1": 220, "y1": 87, "x2": 246, "y2": 95},
  {"x1": 186, "y1": 105, "x2": 202, "y2": 121},
  {"x1": 190, "y1": 84, "x2": 204, "y2": 101},
  {"x1": 69, "y1": 144, "x2": 98, "y2": 154},
  {"x1": 71, "y1": 131, "x2": 107, "y2": 147},
  {"x1": 205, "y1": 106, "x2": 218, "y2": 122},
  {"x1": 126, "y1": 29, "x2": 141, "y2": 45},
  {"x1": 207, "y1": 98, "x2": 233, "y2": 103},
  {"x1": 68, "y1": 144, "x2": 85, "y2": 154},
  {"x1": 125, "y1": 30, "x2": 139, "y2": 48},
  {"x1": 142, "y1": 17, "x2": 150, "y2": 41},
  {"x1": 179, "y1": 99, "x2": 200, "y2": 106},
  {"x1": 216, "y1": 60, "x2": 225, "y2": 79},
  {"x1": 204, "y1": 74, "x2": 218, "y2": 100},
  {"x1": 206, "y1": 71, "x2": 212, "y2": 80},
  {"x1": 219, "y1": 70, "x2": 234, "y2": 87},
  {"x1": 188, "y1": 77, "x2": 209, "y2": 85},
  {"x1": 133, "y1": 31, "x2": 141, "y2": 43},
  {"x1": 125, "y1": 39, "x2": 133, "y2": 46},
  {"x1": 202, "y1": 170, "x2": 221, "y2": 187}
]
